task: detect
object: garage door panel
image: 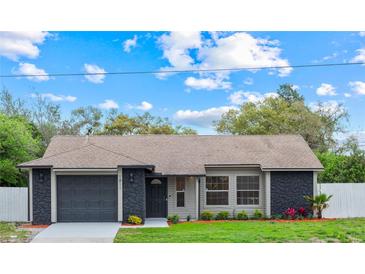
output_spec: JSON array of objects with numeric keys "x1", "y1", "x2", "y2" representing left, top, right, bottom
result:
[{"x1": 57, "y1": 175, "x2": 118, "y2": 222}]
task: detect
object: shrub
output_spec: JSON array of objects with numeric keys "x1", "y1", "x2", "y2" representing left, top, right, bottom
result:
[
  {"x1": 201, "y1": 211, "x2": 214, "y2": 220},
  {"x1": 127, "y1": 215, "x2": 142, "y2": 225},
  {"x1": 236, "y1": 210, "x2": 248, "y2": 220},
  {"x1": 215, "y1": 211, "x2": 230, "y2": 220},
  {"x1": 167, "y1": 215, "x2": 180, "y2": 224},
  {"x1": 186, "y1": 215, "x2": 191, "y2": 222},
  {"x1": 271, "y1": 214, "x2": 283, "y2": 220},
  {"x1": 297, "y1": 207, "x2": 306, "y2": 217},
  {"x1": 252, "y1": 209, "x2": 264, "y2": 219},
  {"x1": 284, "y1": 208, "x2": 297, "y2": 219}
]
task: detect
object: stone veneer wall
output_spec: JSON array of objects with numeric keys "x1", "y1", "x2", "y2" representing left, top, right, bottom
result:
[
  {"x1": 32, "y1": 168, "x2": 52, "y2": 225},
  {"x1": 122, "y1": 168, "x2": 146, "y2": 221},
  {"x1": 270, "y1": 171, "x2": 313, "y2": 215}
]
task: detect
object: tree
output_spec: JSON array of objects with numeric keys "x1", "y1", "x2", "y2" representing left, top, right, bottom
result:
[
  {"x1": 0, "y1": 113, "x2": 42, "y2": 186},
  {"x1": 304, "y1": 193, "x2": 333, "y2": 219},
  {"x1": 67, "y1": 106, "x2": 103, "y2": 135},
  {"x1": 31, "y1": 94, "x2": 62, "y2": 148},
  {"x1": 215, "y1": 87, "x2": 347, "y2": 151},
  {"x1": 277, "y1": 83, "x2": 304, "y2": 104},
  {"x1": 102, "y1": 112, "x2": 197, "y2": 135},
  {"x1": 0, "y1": 88, "x2": 31, "y2": 118},
  {"x1": 316, "y1": 136, "x2": 365, "y2": 183}
]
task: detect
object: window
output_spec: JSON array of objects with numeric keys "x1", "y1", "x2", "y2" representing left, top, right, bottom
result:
[
  {"x1": 236, "y1": 176, "x2": 260, "y2": 205},
  {"x1": 176, "y1": 177, "x2": 185, "y2": 207},
  {"x1": 206, "y1": 176, "x2": 229, "y2": 205}
]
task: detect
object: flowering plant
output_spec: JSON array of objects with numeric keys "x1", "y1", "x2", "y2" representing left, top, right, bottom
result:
[
  {"x1": 297, "y1": 207, "x2": 306, "y2": 217},
  {"x1": 284, "y1": 208, "x2": 297, "y2": 219}
]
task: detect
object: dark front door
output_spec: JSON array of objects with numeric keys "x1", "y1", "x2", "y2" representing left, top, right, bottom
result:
[
  {"x1": 57, "y1": 175, "x2": 118, "y2": 222},
  {"x1": 146, "y1": 177, "x2": 167, "y2": 218}
]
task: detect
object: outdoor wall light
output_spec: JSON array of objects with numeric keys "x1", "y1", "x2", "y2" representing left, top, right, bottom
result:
[{"x1": 129, "y1": 173, "x2": 134, "y2": 183}]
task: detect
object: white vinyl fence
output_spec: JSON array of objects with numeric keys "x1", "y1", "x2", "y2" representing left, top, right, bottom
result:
[
  {"x1": 319, "y1": 183, "x2": 365, "y2": 218},
  {"x1": 0, "y1": 187, "x2": 28, "y2": 222}
]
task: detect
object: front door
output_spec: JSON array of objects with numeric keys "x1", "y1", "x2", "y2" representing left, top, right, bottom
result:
[{"x1": 146, "y1": 177, "x2": 167, "y2": 218}]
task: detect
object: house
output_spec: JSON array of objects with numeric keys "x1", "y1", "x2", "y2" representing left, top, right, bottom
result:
[{"x1": 18, "y1": 135, "x2": 323, "y2": 224}]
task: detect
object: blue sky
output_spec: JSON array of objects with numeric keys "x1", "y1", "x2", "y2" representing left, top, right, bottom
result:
[{"x1": 0, "y1": 31, "x2": 365, "y2": 139}]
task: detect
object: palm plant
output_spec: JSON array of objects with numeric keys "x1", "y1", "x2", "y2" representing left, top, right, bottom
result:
[{"x1": 304, "y1": 193, "x2": 333, "y2": 219}]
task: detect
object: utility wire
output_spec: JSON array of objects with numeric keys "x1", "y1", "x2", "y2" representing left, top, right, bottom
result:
[{"x1": 1, "y1": 61, "x2": 365, "y2": 79}]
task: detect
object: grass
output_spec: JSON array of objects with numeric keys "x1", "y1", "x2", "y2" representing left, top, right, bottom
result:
[
  {"x1": 0, "y1": 222, "x2": 30, "y2": 243},
  {"x1": 114, "y1": 218, "x2": 365, "y2": 243}
]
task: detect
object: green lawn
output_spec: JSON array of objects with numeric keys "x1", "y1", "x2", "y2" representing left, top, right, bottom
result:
[
  {"x1": 114, "y1": 218, "x2": 365, "y2": 243},
  {"x1": 0, "y1": 222, "x2": 30, "y2": 243}
]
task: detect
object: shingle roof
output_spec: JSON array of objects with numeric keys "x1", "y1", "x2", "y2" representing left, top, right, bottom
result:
[{"x1": 18, "y1": 135, "x2": 323, "y2": 174}]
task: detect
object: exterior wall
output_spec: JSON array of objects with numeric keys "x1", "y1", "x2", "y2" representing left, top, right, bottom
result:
[
  {"x1": 122, "y1": 168, "x2": 146, "y2": 221},
  {"x1": 167, "y1": 176, "x2": 197, "y2": 220},
  {"x1": 270, "y1": 171, "x2": 313, "y2": 215},
  {"x1": 32, "y1": 168, "x2": 52, "y2": 225},
  {"x1": 199, "y1": 168, "x2": 266, "y2": 217}
]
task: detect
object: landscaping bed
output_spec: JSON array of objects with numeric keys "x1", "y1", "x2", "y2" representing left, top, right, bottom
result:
[{"x1": 114, "y1": 218, "x2": 365, "y2": 243}]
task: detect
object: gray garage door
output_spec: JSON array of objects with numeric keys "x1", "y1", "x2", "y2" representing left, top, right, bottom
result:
[{"x1": 57, "y1": 175, "x2": 118, "y2": 222}]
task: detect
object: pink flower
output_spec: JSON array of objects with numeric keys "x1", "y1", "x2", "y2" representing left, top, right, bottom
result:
[
  {"x1": 298, "y1": 207, "x2": 306, "y2": 216},
  {"x1": 284, "y1": 208, "x2": 297, "y2": 219}
]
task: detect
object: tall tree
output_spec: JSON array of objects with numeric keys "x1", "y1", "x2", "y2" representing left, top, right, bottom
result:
[
  {"x1": 102, "y1": 112, "x2": 197, "y2": 135},
  {"x1": 276, "y1": 83, "x2": 304, "y2": 104},
  {"x1": 0, "y1": 88, "x2": 31, "y2": 118},
  {"x1": 67, "y1": 106, "x2": 103, "y2": 135},
  {"x1": 0, "y1": 113, "x2": 42, "y2": 186},
  {"x1": 31, "y1": 94, "x2": 62, "y2": 147},
  {"x1": 215, "y1": 88, "x2": 347, "y2": 151}
]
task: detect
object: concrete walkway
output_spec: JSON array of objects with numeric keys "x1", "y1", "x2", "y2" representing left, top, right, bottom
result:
[
  {"x1": 31, "y1": 223, "x2": 121, "y2": 243},
  {"x1": 121, "y1": 218, "x2": 168, "y2": 228}
]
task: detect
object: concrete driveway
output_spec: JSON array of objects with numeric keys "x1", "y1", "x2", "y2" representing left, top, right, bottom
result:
[{"x1": 31, "y1": 223, "x2": 121, "y2": 243}]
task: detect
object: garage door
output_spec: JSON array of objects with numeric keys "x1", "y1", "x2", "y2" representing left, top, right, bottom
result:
[{"x1": 57, "y1": 175, "x2": 118, "y2": 222}]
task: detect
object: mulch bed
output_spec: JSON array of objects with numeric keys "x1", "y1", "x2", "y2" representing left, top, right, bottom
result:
[
  {"x1": 19, "y1": 224, "x2": 49, "y2": 229},
  {"x1": 181, "y1": 218, "x2": 336, "y2": 224}
]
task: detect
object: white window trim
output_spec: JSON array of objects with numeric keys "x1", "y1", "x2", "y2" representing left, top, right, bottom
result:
[
  {"x1": 176, "y1": 177, "x2": 186, "y2": 208},
  {"x1": 205, "y1": 176, "x2": 230, "y2": 206},
  {"x1": 235, "y1": 174, "x2": 263, "y2": 208}
]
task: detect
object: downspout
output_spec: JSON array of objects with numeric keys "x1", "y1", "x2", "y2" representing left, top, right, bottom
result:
[{"x1": 198, "y1": 177, "x2": 201, "y2": 219}]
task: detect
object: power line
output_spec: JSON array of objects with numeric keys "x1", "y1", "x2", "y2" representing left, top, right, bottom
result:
[{"x1": 1, "y1": 61, "x2": 365, "y2": 79}]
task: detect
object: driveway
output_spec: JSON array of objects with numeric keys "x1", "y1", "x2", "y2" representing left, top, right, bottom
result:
[{"x1": 31, "y1": 223, "x2": 120, "y2": 243}]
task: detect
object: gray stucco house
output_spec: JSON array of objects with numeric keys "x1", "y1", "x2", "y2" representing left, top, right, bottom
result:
[{"x1": 18, "y1": 135, "x2": 323, "y2": 225}]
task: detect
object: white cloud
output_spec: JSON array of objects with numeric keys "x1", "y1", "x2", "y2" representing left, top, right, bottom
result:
[
  {"x1": 228, "y1": 91, "x2": 278, "y2": 105},
  {"x1": 83, "y1": 64, "x2": 106, "y2": 84},
  {"x1": 0, "y1": 31, "x2": 49, "y2": 61},
  {"x1": 136, "y1": 101, "x2": 153, "y2": 111},
  {"x1": 13, "y1": 62, "x2": 50, "y2": 82},
  {"x1": 349, "y1": 81, "x2": 365, "y2": 95},
  {"x1": 316, "y1": 83, "x2": 337, "y2": 96},
  {"x1": 126, "y1": 101, "x2": 153, "y2": 111},
  {"x1": 184, "y1": 76, "x2": 231, "y2": 90},
  {"x1": 344, "y1": 93, "x2": 352, "y2": 98},
  {"x1": 174, "y1": 106, "x2": 237, "y2": 127},
  {"x1": 99, "y1": 99, "x2": 119, "y2": 109},
  {"x1": 31, "y1": 93, "x2": 76, "y2": 102},
  {"x1": 359, "y1": 32, "x2": 365, "y2": 37},
  {"x1": 352, "y1": 48, "x2": 365, "y2": 63},
  {"x1": 158, "y1": 32, "x2": 202, "y2": 70},
  {"x1": 123, "y1": 35, "x2": 138, "y2": 53},
  {"x1": 244, "y1": 77, "x2": 254, "y2": 85},
  {"x1": 197, "y1": 32, "x2": 292, "y2": 77},
  {"x1": 158, "y1": 32, "x2": 291, "y2": 90}
]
